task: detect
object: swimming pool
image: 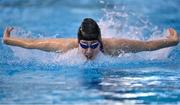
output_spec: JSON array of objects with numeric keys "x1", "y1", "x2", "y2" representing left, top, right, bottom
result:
[{"x1": 0, "y1": 0, "x2": 180, "y2": 104}]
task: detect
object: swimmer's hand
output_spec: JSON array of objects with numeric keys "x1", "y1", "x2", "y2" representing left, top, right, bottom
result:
[
  {"x1": 3, "y1": 27, "x2": 14, "y2": 42},
  {"x1": 166, "y1": 28, "x2": 179, "y2": 45}
]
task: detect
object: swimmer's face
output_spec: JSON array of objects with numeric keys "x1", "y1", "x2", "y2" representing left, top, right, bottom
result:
[{"x1": 78, "y1": 40, "x2": 100, "y2": 60}]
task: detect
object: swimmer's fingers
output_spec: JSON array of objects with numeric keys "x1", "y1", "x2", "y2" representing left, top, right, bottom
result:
[
  {"x1": 167, "y1": 28, "x2": 179, "y2": 43},
  {"x1": 167, "y1": 28, "x2": 175, "y2": 38},
  {"x1": 4, "y1": 27, "x2": 14, "y2": 38}
]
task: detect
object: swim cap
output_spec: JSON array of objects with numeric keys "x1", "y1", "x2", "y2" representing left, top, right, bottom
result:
[{"x1": 78, "y1": 18, "x2": 101, "y2": 42}]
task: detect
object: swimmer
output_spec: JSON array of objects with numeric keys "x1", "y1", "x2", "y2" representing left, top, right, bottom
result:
[{"x1": 3, "y1": 18, "x2": 179, "y2": 60}]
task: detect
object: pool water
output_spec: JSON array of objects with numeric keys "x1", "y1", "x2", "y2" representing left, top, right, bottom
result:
[{"x1": 0, "y1": 0, "x2": 180, "y2": 105}]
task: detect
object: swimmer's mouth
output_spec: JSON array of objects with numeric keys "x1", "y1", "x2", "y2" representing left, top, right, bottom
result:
[{"x1": 85, "y1": 55, "x2": 93, "y2": 60}]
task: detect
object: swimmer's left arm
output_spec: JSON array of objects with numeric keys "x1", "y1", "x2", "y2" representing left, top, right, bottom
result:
[{"x1": 103, "y1": 28, "x2": 179, "y2": 54}]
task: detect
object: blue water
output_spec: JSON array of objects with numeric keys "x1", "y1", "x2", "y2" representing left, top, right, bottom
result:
[{"x1": 0, "y1": 0, "x2": 180, "y2": 104}]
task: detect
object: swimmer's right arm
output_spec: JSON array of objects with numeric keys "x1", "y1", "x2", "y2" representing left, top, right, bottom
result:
[{"x1": 3, "y1": 27, "x2": 78, "y2": 52}]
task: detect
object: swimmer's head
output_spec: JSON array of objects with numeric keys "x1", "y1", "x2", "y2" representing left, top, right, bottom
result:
[
  {"x1": 77, "y1": 18, "x2": 103, "y2": 60},
  {"x1": 78, "y1": 18, "x2": 101, "y2": 42}
]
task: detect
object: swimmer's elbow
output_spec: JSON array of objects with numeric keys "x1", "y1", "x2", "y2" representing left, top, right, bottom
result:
[
  {"x1": 28, "y1": 42, "x2": 64, "y2": 52},
  {"x1": 143, "y1": 42, "x2": 158, "y2": 51},
  {"x1": 23, "y1": 41, "x2": 42, "y2": 49},
  {"x1": 130, "y1": 42, "x2": 152, "y2": 52},
  {"x1": 25, "y1": 43, "x2": 34, "y2": 48}
]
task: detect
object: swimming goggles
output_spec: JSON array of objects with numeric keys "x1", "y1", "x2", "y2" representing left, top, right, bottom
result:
[{"x1": 79, "y1": 41, "x2": 99, "y2": 49}]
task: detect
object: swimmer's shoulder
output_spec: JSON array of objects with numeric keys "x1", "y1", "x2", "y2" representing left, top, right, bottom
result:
[
  {"x1": 102, "y1": 38, "x2": 125, "y2": 55},
  {"x1": 59, "y1": 38, "x2": 78, "y2": 50},
  {"x1": 46, "y1": 38, "x2": 78, "y2": 52}
]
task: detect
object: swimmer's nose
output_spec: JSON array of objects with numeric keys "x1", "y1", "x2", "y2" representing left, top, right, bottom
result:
[
  {"x1": 85, "y1": 48, "x2": 93, "y2": 59},
  {"x1": 87, "y1": 48, "x2": 93, "y2": 54}
]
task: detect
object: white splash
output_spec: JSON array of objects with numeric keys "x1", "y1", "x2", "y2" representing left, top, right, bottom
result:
[
  {"x1": 53, "y1": 48, "x2": 87, "y2": 66},
  {"x1": 98, "y1": 5, "x2": 173, "y2": 61}
]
